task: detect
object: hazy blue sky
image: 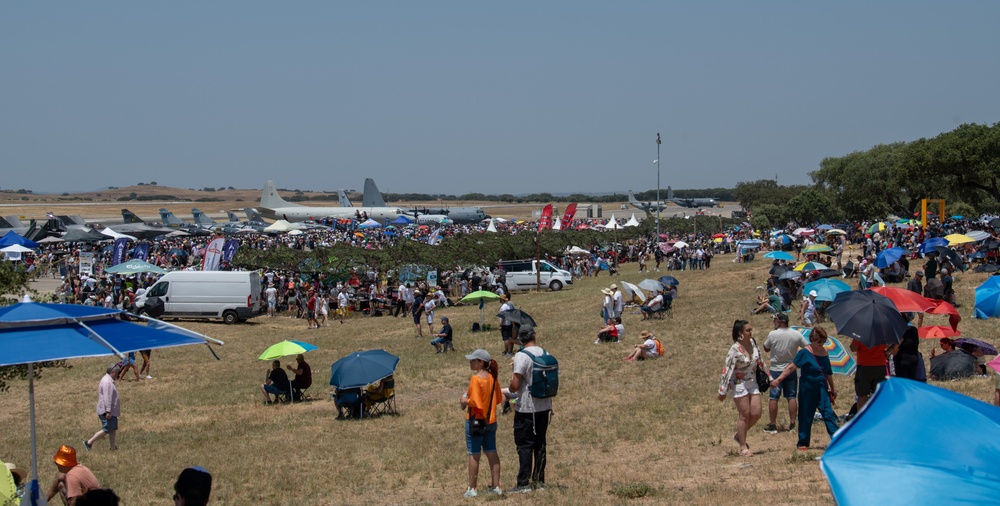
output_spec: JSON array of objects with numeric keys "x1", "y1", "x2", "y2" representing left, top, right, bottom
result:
[{"x1": 3, "y1": 2, "x2": 999, "y2": 195}]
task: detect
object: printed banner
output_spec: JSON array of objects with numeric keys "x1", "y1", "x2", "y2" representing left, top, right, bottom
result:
[
  {"x1": 538, "y1": 204, "x2": 553, "y2": 231},
  {"x1": 112, "y1": 238, "x2": 129, "y2": 265},
  {"x1": 132, "y1": 243, "x2": 149, "y2": 261},
  {"x1": 202, "y1": 237, "x2": 225, "y2": 271},
  {"x1": 560, "y1": 202, "x2": 578, "y2": 227},
  {"x1": 222, "y1": 238, "x2": 240, "y2": 263},
  {"x1": 79, "y1": 252, "x2": 94, "y2": 276}
]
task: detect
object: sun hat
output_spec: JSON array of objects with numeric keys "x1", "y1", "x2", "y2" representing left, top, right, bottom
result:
[
  {"x1": 465, "y1": 349, "x2": 491, "y2": 362},
  {"x1": 640, "y1": 330, "x2": 652, "y2": 338},
  {"x1": 5, "y1": 462, "x2": 26, "y2": 483},
  {"x1": 601, "y1": 288, "x2": 613, "y2": 296},
  {"x1": 498, "y1": 293, "x2": 508, "y2": 301},
  {"x1": 610, "y1": 284, "x2": 618, "y2": 290},
  {"x1": 53, "y1": 445, "x2": 78, "y2": 467}
]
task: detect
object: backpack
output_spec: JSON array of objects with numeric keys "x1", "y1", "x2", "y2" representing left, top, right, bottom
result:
[
  {"x1": 518, "y1": 349, "x2": 558, "y2": 399},
  {"x1": 653, "y1": 338, "x2": 664, "y2": 357}
]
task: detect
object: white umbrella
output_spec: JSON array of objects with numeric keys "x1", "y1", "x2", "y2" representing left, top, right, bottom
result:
[
  {"x1": 638, "y1": 278, "x2": 666, "y2": 292},
  {"x1": 619, "y1": 281, "x2": 646, "y2": 303},
  {"x1": 673, "y1": 241, "x2": 690, "y2": 249}
]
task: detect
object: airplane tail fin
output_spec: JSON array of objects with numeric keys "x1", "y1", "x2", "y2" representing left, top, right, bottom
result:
[
  {"x1": 245, "y1": 208, "x2": 266, "y2": 224},
  {"x1": 627, "y1": 191, "x2": 640, "y2": 205},
  {"x1": 667, "y1": 186, "x2": 673, "y2": 200},
  {"x1": 226, "y1": 211, "x2": 241, "y2": 222},
  {"x1": 260, "y1": 180, "x2": 297, "y2": 209},
  {"x1": 69, "y1": 215, "x2": 88, "y2": 225},
  {"x1": 192, "y1": 208, "x2": 215, "y2": 225},
  {"x1": 159, "y1": 208, "x2": 185, "y2": 226},
  {"x1": 362, "y1": 178, "x2": 387, "y2": 207},
  {"x1": 4, "y1": 215, "x2": 25, "y2": 228},
  {"x1": 121, "y1": 209, "x2": 145, "y2": 224},
  {"x1": 337, "y1": 190, "x2": 354, "y2": 208}
]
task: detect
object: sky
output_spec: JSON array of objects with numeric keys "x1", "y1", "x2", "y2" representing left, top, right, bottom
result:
[{"x1": 3, "y1": 2, "x2": 999, "y2": 196}]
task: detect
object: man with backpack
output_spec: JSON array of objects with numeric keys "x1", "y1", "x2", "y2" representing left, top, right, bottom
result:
[{"x1": 508, "y1": 325, "x2": 556, "y2": 493}]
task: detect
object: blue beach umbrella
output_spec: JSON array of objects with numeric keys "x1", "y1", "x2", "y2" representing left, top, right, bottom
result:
[
  {"x1": 973, "y1": 276, "x2": 1000, "y2": 319},
  {"x1": 764, "y1": 251, "x2": 796, "y2": 261},
  {"x1": 804, "y1": 278, "x2": 852, "y2": 302},
  {"x1": 330, "y1": 349, "x2": 399, "y2": 390},
  {"x1": 918, "y1": 237, "x2": 948, "y2": 254},
  {"x1": 821, "y1": 378, "x2": 1000, "y2": 505},
  {"x1": 874, "y1": 247, "x2": 907, "y2": 269}
]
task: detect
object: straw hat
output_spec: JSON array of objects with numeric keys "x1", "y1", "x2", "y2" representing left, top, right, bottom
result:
[
  {"x1": 640, "y1": 330, "x2": 652, "y2": 338},
  {"x1": 498, "y1": 293, "x2": 508, "y2": 301},
  {"x1": 601, "y1": 288, "x2": 613, "y2": 296},
  {"x1": 609, "y1": 284, "x2": 618, "y2": 290},
  {"x1": 5, "y1": 462, "x2": 26, "y2": 483},
  {"x1": 53, "y1": 445, "x2": 78, "y2": 467}
]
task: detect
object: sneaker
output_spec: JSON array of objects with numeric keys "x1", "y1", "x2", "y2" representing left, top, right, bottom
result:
[
  {"x1": 146, "y1": 375, "x2": 153, "y2": 380},
  {"x1": 762, "y1": 424, "x2": 778, "y2": 434},
  {"x1": 488, "y1": 486, "x2": 503, "y2": 495},
  {"x1": 83, "y1": 440, "x2": 92, "y2": 451},
  {"x1": 594, "y1": 339, "x2": 600, "y2": 344},
  {"x1": 789, "y1": 422, "x2": 796, "y2": 432},
  {"x1": 533, "y1": 483, "x2": 545, "y2": 491},
  {"x1": 507, "y1": 485, "x2": 532, "y2": 494},
  {"x1": 463, "y1": 488, "x2": 477, "y2": 498}
]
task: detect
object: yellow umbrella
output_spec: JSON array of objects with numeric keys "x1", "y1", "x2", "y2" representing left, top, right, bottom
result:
[
  {"x1": 713, "y1": 237, "x2": 723, "y2": 243},
  {"x1": 827, "y1": 229, "x2": 847, "y2": 235},
  {"x1": 945, "y1": 233, "x2": 975, "y2": 245},
  {"x1": 751, "y1": 230, "x2": 760, "y2": 236}
]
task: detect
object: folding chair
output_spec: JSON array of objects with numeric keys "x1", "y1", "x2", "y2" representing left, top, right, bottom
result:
[
  {"x1": 366, "y1": 377, "x2": 398, "y2": 417},
  {"x1": 654, "y1": 298, "x2": 673, "y2": 319}
]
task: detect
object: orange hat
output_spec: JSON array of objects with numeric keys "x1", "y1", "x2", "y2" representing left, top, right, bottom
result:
[{"x1": 53, "y1": 445, "x2": 78, "y2": 467}]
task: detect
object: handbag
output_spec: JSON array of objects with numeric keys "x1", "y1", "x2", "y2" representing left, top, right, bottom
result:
[
  {"x1": 468, "y1": 376, "x2": 496, "y2": 437},
  {"x1": 751, "y1": 338, "x2": 770, "y2": 390}
]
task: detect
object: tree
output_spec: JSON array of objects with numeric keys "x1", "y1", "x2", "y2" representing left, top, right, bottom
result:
[
  {"x1": 811, "y1": 143, "x2": 909, "y2": 220},
  {"x1": 0, "y1": 262, "x2": 68, "y2": 392},
  {"x1": 784, "y1": 187, "x2": 841, "y2": 225}
]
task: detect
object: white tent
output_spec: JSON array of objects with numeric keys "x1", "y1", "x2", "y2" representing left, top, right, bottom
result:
[
  {"x1": 602, "y1": 214, "x2": 623, "y2": 230},
  {"x1": 2, "y1": 244, "x2": 34, "y2": 261},
  {"x1": 486, "y1": 219, "x2": 498, "y2": 233},
  {"x1": 624, "y1": 214, "x2": 641, "y2": 227},
  {"x1": 263, "y1": 219, "x2": 296, "y2": 233},
  {"x1": 552, "y1": 218, "x2": 562, "y2": 230}
]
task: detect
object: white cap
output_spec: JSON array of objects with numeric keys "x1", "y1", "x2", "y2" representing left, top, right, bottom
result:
[{"x1": 809, "y1": 290, "x2": 818, "y2": 297}]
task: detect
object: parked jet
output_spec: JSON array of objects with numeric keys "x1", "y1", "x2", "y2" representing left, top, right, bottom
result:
[
  {"x1": 627, "y1": 191, "x2": 669, "y2": 215},
  {"x1": 258, "y1": 180, "x2": 407, "y2": 223},
  {"x1": 159, "y1": 209, "x2": 212, "y2": 236},
  {"x1": 192, "y1": 208, "x2": 246, "y2": 235},
  {"x1": 666, "y1": 187, "x2": 717, "y2": 208},
  {"x1": 361, "y1": 177, "x2": 489, "y2": 224},
  {"x1": 0, "y1": 216, "x2": 35, "y2": 237},
  {"x1": 102, "y1": 210, "x2": 173, "y2": 240}
]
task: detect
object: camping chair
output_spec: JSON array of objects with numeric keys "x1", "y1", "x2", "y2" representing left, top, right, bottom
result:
[
  {"x1": 332, "y1": 388, "x2": 364, "y2": 419},
  {"x1": 653, "y1": 298, "x2": 673, "y2": 319},
  {"x1": 365, "y1": 377, "x2": 398, "y2": 417}
]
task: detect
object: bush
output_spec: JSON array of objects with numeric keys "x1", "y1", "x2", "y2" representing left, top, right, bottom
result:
[{"x1": 609, "y1": 482, "x2": 656, "y2": 499}]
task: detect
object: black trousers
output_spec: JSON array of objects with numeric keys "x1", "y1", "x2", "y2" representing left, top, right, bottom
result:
[{"x1": 513, "y1": 409, "x2": 550, "y2": 486}]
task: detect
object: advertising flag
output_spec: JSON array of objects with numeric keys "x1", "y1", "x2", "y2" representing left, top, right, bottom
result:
[
  {"x1": 222, "y1": 239, "x2": 240, "y2": 263},
  {"x1": 538, "y1": 204, "x2": 553, "y2": 231},
  {"x1": 202, "y1": 237, "x2": 225, "y2": 271},
  {"x1": 560, "y1": 202, "x2": 578, "y2": 226},
  {"x1": 112, "y1": 238, "x2": 129, "y2": 265},
  {"x1": 132, "y1": 243, "x2": 149, "y2": 261}
]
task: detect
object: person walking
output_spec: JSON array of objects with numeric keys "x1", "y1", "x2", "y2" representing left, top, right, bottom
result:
[
  {"x1": 718, "y1": 320, "x2": 764, "y2": 457},
  {"x1": 459, "y1": 349, "x2": 502, "y2": 498},
  {"x1": 508, "y1": 325, "x2": 552, "y2": 493},
  {"x1": 84, "y1": 364, "x2": 121, "y2": 451},
  {"x1": 761, "y1": 313, "x2": 809, "y2": 434},
  {"x1": 769, "y1": 325, "x2": 839, "y2": 449}
]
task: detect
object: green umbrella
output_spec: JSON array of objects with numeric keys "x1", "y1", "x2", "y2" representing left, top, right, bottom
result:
[
  {"x1": 802, "y1": 244, "x2": 832, "y2": 253},
  {"x1": 258, "y1": 340, "x2": 318, "y2": 360},
  {"x1": 105, "y1": 260, "x2": 167, "y2": 274},
  {"x1": 460, "y1": 290, "x2": 502, "y2": 328}
]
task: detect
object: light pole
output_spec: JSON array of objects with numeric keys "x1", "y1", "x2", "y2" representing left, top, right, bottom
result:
[{"x1": 656, "y1": 133, "x2": 662, "y2": 239}]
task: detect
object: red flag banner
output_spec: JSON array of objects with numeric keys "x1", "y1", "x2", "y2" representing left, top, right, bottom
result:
[
  {"x1": 538, "y1": 204, "x2": 553, "y2": 231},
  {"x1": 561, "y1": 202, "x2": 578, "y2": 227}
]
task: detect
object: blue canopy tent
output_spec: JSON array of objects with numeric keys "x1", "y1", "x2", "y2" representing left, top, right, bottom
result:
[
  {"x1": 821, "y1": 378, "x2": 1000, "y2": 505},
  {"x1": 390, "y1": 215, "x2": 414, "y2": 225},
  {"x1": 0, "y1": 231, "x2": 40, "y2": 249},
  {"x1": 0, "y1": 301, "x2": 223, "y2": 506},
  {"x1": 973, "y1": 276, "x2": 1000, "y2": 319}
]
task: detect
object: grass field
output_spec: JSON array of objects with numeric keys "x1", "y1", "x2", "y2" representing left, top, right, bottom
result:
[{"x1": 2, "y1": 247, "x2": 996, "y2": 505}]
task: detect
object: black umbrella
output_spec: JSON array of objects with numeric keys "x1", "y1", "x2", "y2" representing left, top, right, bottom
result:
[
  {"x1": 827, "y1": 290, "x2": 909, "y2": 348},
  {"x1": 497, "y1": 308, "x2": 537, "y2": 327},
  {"x1": 658, "y1": 275, "x2": 680, "y2": 287},
  {"x1": 770, "y1": 265, "x2": 791, "y2": 277},
  {"x1": 933, "y1": 246, "x2": 967, "y2": 272},
  {"x1": 929, "y1": 351, "x2": 977, "y2": 380},
  {"x1": 144, "y1": 297, "x2": 166, "y2": 318},
  {"x1": 954, "y1": 338, "x2": 998, "y2": 356},
  {"x1": 815, "y1": 269, "x2": 843, "y2": 279},
  {"x1": 974, "y1": 264, "x2": 1000, "y2": 273},
  {"x1": 778, "y1": 270, "x2": 802, "y2": 281},
  {"x1": 989, "y1": 217, "x2": 1000, "y2": 228},
  {"x1": 983, "y1": 238, "x2": 1000, "y2": 251}
]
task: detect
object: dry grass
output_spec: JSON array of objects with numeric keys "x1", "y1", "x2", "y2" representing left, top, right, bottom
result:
[{"x1": 2, "y1": 247, "x2": 997, "y2": 505}]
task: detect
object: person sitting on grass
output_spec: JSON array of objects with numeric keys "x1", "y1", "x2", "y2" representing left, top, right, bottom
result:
[
  {"x1": 624, "y1": 331, "x2": 660, "y2": 362},
  {"x1": 260, "y1": 360, "x2": 289, "y2": 404},
  {"x1": 752, "y1": 288, "x2": 781, "y2": 315},
  {"x1": 595, "y1": 317, "x2": 624, "y2": 343}
]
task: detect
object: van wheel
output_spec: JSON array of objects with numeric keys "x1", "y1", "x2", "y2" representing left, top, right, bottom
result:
[
  {"x1": 223, "y1": 310, "x2": 238, "y2": 325},
  {"x1": 549, "y1": 280, "x2": 563, "y2": 291}
]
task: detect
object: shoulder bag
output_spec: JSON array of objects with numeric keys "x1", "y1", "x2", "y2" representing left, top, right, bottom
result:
[{"x1": 468, "y1": 376, "x2": 496, "y2": 436}]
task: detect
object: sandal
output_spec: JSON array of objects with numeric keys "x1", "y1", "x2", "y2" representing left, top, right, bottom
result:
[{"x1": 740, "y1": 448, "x2": 753, "y2": 457}]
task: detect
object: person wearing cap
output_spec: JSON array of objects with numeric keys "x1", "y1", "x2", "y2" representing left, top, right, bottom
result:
[
  {"x1": 508, "y1": 325, "x2": 552, "y2": 493},
  {"x1": 173, "y1": 466, "x2": 212, "y2": 505},
  {"x1": 640, "y1": 290, "x2": 665, "y2": 320},
  {"x1": 498, "y1": 294, "x2": 516, "y2": 356},
  {"x1": 907, "y1": 270, "x2": 924, "y2": 295},
  {"x1": 84, "y1": 364, "x2": 121, "y2": 451},
  {"x1": 761, "y1": 313, "x2": 809, "y2": 434},
  {"x1": 600, "y1": 288, "x2": 614, "y2": 325},
  {"x1": 46, "y1": 445, "x2": 100, "y2": 505},
  {"x1": 265, "y1": 282, "x2": 278, "y2": 317},
  {"x1": 431, "y1": 316, "x2": 454, "y2": 353},
  {"x1": 799, "y1": 290, "x2": 818, "y2": 328},
  {"x1": 459, "y1": 349, "x2": 502, "y2": 498},
  {"x1": 610, "y1": 284, "x2": 623, "y2": 320}
]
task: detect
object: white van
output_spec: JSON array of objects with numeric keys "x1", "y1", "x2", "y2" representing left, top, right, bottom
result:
[
  {"x1": 135, "y1": 271, "x2": 262, "y2": 324},
  {"x1": 498, "y1": 260, "x2": 573, "y2": 292}
]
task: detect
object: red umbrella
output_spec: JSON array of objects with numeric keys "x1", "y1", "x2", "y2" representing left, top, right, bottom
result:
[
  {"x1": 712, "y1": 233, "x2": 727, "y2": 239},
  {"x1": 917, "y1": 326, "x2": 961, "y2": 339},
  {"x1": 926, "y1": 300, "x2": 959, "y2": 316},
  {"x1": 868, "y1": 287, "x2": 935, "y2": 313}
]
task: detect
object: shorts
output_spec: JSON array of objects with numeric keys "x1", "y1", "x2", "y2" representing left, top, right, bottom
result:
[
  {"x1": 804, "y1": 314, "x2": 815, "y2": 326},
  {"x1": 769, "y1": 369, "x2": 798, "y2": 400},
  {"x1": 307, "y1": 310, "x2": 315, "y2": 319},
  {"x1": 426, "y1": 312, "x2": 434, "y2": 324},
  {"x1": 430, "y1": 337, "x2": 449, "y2": 346},
  {"x1": 413, "y1": 313, "x2": 422, "y2": 325},
  {"x1": 264, "y1": 384, "x2": 286, "y2": 396},
  {"x1": 731, "y1": 378, "x2": 761, "y2": 399},
  {"x1": 268, "y1": 299, "x2": 276, "y2": 309},
  {"x1": 500, "y1": 325, "x2": 513, "y2": 340},
  {"x1": 855, "y1": 365, "x2": 887, "y2": 397},
  {"x1": 465, "y1": 420, "x2": 498, "y2": 455},
  {"x1": 99, "y1": 415, "x2": 119, "y2": 432}
]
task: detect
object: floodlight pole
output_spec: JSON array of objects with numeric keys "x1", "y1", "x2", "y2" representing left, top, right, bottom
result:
[{"x1": 656, "y1": 133, "x2": 661, "y2": 239}]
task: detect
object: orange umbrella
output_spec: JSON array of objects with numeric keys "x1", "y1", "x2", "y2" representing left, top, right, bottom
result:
[{"x1": 917, "y1": 326, "x2": 961, "y2": 339}]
